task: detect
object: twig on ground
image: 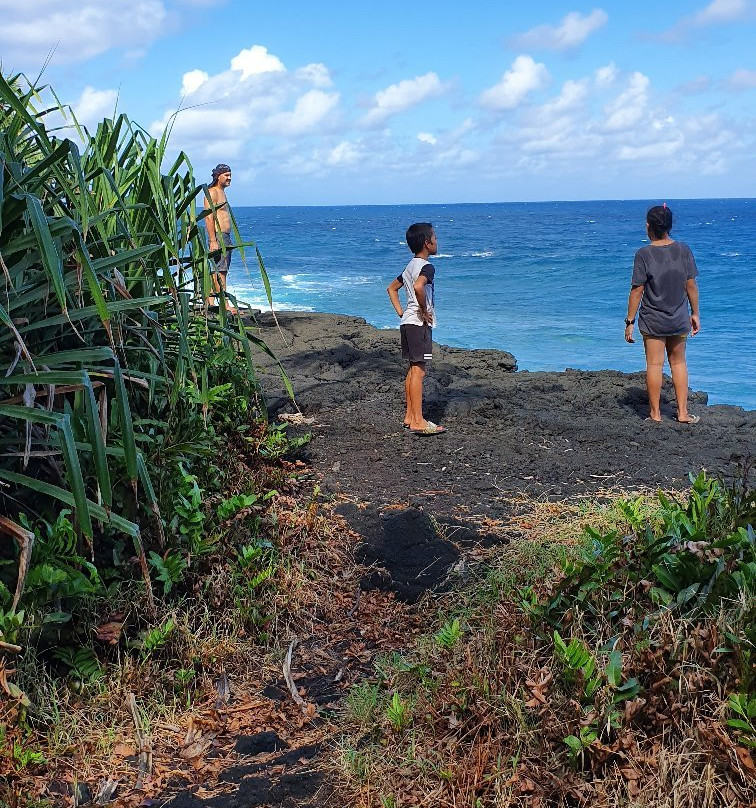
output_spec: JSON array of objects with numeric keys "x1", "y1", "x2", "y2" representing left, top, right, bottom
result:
[
  {"x1": 283, "y1": 637, "x2": 307, "y2": 712},
  {"x1": 127, "y1": 693, "x2": 151, "y2": 790},
  {"x1": 347, "y1": 587, "x2": 361, "y2": 618}
]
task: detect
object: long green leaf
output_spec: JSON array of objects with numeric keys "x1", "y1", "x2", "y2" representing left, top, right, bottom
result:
[
  {"x1": 22, "y1": 194, "x2": 67, "y2": 312},
  {"x1": 113, "y1": 360, "x2": 138, "y2": 487},
  {"x1": 0, "y1": 469, "x2": 137, "y2": 537}
]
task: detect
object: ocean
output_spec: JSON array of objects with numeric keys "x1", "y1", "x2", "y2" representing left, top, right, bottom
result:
[{"x1": 225, "y1": 199, "x2": 755, "y2": 410}]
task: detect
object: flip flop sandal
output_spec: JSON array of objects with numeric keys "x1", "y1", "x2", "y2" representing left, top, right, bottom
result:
[
  {"x1": 677, "y1": 414, "x2": 700, "y2": 424},
  {"x1": 410, "y1": 420, "x2": 447, "y2": 436}
]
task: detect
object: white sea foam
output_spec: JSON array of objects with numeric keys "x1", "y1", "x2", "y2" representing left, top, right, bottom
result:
[
  {"x1": 469, "y1": 250, "x2": 494, "y2": 258},
  {"x1": 281, "y1": 274, "x2": 320, "y2": 290},
  {"x1": 225, "y1": 290, "x2": 314, "y2": 313},
  {"x1": 341, "y1": 275, "x2": 374, "y2": 285},
  {"x1": 434, "y1": 253, "x2": 454, "y2": 259}
]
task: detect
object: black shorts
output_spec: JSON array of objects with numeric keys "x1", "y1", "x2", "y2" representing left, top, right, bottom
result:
[
  {"x1": 400, "y1": 324, "x2": 433, "y2": 363},
  {"x1": 213, "y1": 232, "x2": 233, "y2": 275}
]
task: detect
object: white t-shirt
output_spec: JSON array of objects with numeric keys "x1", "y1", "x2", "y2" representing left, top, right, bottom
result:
[{"x1": 397, "y1": 257, "x2": 436, "y2": 327}]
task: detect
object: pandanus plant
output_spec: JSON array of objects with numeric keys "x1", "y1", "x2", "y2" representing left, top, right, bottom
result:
[{"x1": 0, "y1": 72, "x2": 284, "y2": 614}]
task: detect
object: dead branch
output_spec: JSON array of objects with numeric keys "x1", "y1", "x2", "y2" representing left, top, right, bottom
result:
[
  {"x1": 283, "y1": 637, "x2": 307, "y2": 712},
  {"x1": 127, "y1": 693, "x2": 151, "y2": 790}
]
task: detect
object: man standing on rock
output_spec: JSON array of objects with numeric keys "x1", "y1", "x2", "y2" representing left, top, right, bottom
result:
[
  {"x1": 387, "y1": 223, "x2": 446, "y2": 436},
  {"x1": 204, "y1": 163, "x2": 234, "y2": 311}
]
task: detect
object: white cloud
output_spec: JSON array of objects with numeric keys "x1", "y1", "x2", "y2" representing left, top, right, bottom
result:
[
  {"x1": 231, "y1": 45, "x2": 285, "y2": 79},
  {"x1": 511, "y1": 9, "x2": 608, "y2": 51},
  {"x1": 603, "y1": 72, "x2": 650, "y2": 131},
  {"x1": 0, "y1": 0, "x2": 168, "y2": 67},
  {"x1": 360, "y1": 72, "x2": 447, "y2": 126},
  {"x1": 594, "y1": 63, "x2": 618, "y2": 88},
  {"x1": 479, "y1": 55, "x2": 549, "y2": 110},
  {"x1": 617, "y1": 137, "x2": 683, "y2": 161},
  {"x1": 73, "y1": 86, "x2": 119, "y2": 127},
  {"x1": 417, "y1": 132, "x2": 437, "y2": 145},
  {"x1": 150, "y1": 45, "x2": 342, "y2": 168},
  {"x1": 181, "y1": 70, "x2": 209, "y2": 96},
  {"x1": 658, "y1": 0, "x2": 753, "y2": 40},
  {"x1": 265, "y1": 89, "x2": 340, "y2": 136},
  {"x1": 325, "y1": 141, "x2": 362, "y2": 166},
  {"x1": 728, "y1": 68, "x2": 756, "y2": 89},
  {"x1": 295, "y1": 63, "x2": 333, "y2": 88},
  {"x1": 690, "y1": 0, "x2": 748, "y2": 25}
]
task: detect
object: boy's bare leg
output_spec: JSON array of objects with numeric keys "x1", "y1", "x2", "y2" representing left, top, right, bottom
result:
[
  {"x1": 407, "y1": 361, "x2": 426, "y2": 429},
  {"x1": 404, "y1": 369, "x2": 412, "y2": 426},
  {"x1": 643, "y1": 336, "x2": 666, "y2": 421},
  {"x1": 666, "y1": 336, "x2": 690, "y2": 421}
]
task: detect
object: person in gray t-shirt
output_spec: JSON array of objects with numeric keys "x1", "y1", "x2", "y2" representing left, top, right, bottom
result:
[{"x1": 625, "y1": 205, "x2": 701, "y2": 424}]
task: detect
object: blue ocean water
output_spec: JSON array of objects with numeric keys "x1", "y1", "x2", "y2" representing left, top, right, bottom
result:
[{"x1": 226, "y1": 200, "x2": 755, "y2": 410}]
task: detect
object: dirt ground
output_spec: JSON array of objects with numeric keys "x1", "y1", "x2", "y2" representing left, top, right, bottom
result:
[{"x1": 155, "y1": 311, "x2": 755, "y2": 808}]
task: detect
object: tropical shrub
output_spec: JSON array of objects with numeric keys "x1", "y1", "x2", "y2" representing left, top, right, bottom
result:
[{"x1": 0, "y1": 70, "x2": 287, "y2": 662}]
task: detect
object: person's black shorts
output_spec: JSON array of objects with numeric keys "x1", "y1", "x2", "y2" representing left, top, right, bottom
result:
[
  {"x1": 400, "y1": 324, "x2": 433, "y2": 363},
  {"x1": 213, "y1": 232, "x2": 233, "y2": 275}
]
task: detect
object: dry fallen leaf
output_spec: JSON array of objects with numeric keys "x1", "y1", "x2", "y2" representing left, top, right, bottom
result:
[{"x1": 94, "y1": 621, "x2": 124, "y2": 645}]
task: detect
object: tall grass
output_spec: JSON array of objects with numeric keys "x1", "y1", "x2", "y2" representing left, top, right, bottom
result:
[{"x1": 0, "y1": 71, "x2": 282, "y2": 616}]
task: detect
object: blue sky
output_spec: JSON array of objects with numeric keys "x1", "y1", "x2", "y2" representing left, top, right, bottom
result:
[{"x1": 2, "y1": 0, "x2": 755, "y2": 204}]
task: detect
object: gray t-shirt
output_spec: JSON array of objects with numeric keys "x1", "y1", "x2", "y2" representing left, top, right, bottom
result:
[{"x1": 631, "y1": 242, "x2": 698, "y2": 336}]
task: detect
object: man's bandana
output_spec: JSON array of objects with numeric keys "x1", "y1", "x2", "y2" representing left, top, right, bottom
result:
[{"x1": 212, "y1": 163, "x2": 231, "y2": 179}]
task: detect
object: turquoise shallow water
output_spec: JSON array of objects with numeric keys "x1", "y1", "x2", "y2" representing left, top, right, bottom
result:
[{"x1": 225, "y1": 199, "x2": 756, "y2": 410}]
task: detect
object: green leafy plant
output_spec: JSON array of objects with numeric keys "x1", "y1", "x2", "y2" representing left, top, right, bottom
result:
[
  {"x1": 136, "y1": 618, "x2": 175, "y2": 658},
  {"x1": 10, "y1": 741, "x2": 46, "y2": 770},
  {"x1": 232, "y1": 541, "x2": 276, "y2": 630},
  {"x1": 175, "y1": 668, "x2": 198, "y2": 707},
  {"x1": 170, "y1": 464, "x2": 206, "y2": 552},
  {"x1": 52, "y1": 647, "x2": 103, "y2": 684},
  {"x1": 148, "y1": 551, "x2": 188, "y2": 595},
  {"x1": 385, "y1": 692, "x2": 411, "y2": 732},
  {"x1": 563, "y1": 726, "x2": 597, "y2": 763},
  {"x1": 553, "y1": 631, "x2": 602, "y2": 700},
  {"x1": 727, "y1": 692, "x2": 756, "y2": 749},
  {"x1": 0, "y1": 69, "x2": 286, "y2": 636},
  {"x1": 217, "y1": 493, "x2": 260, "y2": 522},
  {"x1": 435, "y1": 616, "x2": 463, "y2": 650},
  {"x1": 254, "y1": 424, "x2": 311, "y2": 459}
]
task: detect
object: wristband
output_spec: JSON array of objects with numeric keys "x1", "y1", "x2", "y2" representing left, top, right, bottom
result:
[{"x1": 625, "y1": 318, "x2": 635, "y2": 326}]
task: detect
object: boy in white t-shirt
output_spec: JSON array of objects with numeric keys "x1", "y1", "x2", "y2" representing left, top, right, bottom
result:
[{"x1": 386, "y1": 223, "x2": 446, "y2": 436}]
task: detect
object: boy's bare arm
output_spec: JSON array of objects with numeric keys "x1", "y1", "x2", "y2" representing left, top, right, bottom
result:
[
  {"x1": 387, "y1": 278, "x2": 403, "y2": 317},
  {"x1": 413, "y1": 276, "x2": 432, "y2": 325}
]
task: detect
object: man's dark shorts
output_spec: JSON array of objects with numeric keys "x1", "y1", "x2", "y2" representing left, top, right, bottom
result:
[
  {"x1": 400, "y1": 324, "x2": 433, "y2": 363},
  {"x1": 213, "y1": 232, "x2": 233, "y2": 274}
]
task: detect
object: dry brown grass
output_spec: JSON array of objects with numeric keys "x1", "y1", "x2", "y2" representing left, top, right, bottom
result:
[{"x1": 330, "y1": 490, "x2": 756, "y2": 808}]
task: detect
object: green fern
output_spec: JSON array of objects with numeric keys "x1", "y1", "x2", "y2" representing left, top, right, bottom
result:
[{"x1": 53, "y1": 646, "x2": 103, "y2": 683}]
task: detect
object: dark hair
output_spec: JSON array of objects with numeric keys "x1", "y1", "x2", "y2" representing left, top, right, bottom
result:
[
  {"x1": 406, "y1": 222, "x2": 434, "y2": 254},
  {"x1": 647, "y1": 205, "x2": 673, "y2": 240}
]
